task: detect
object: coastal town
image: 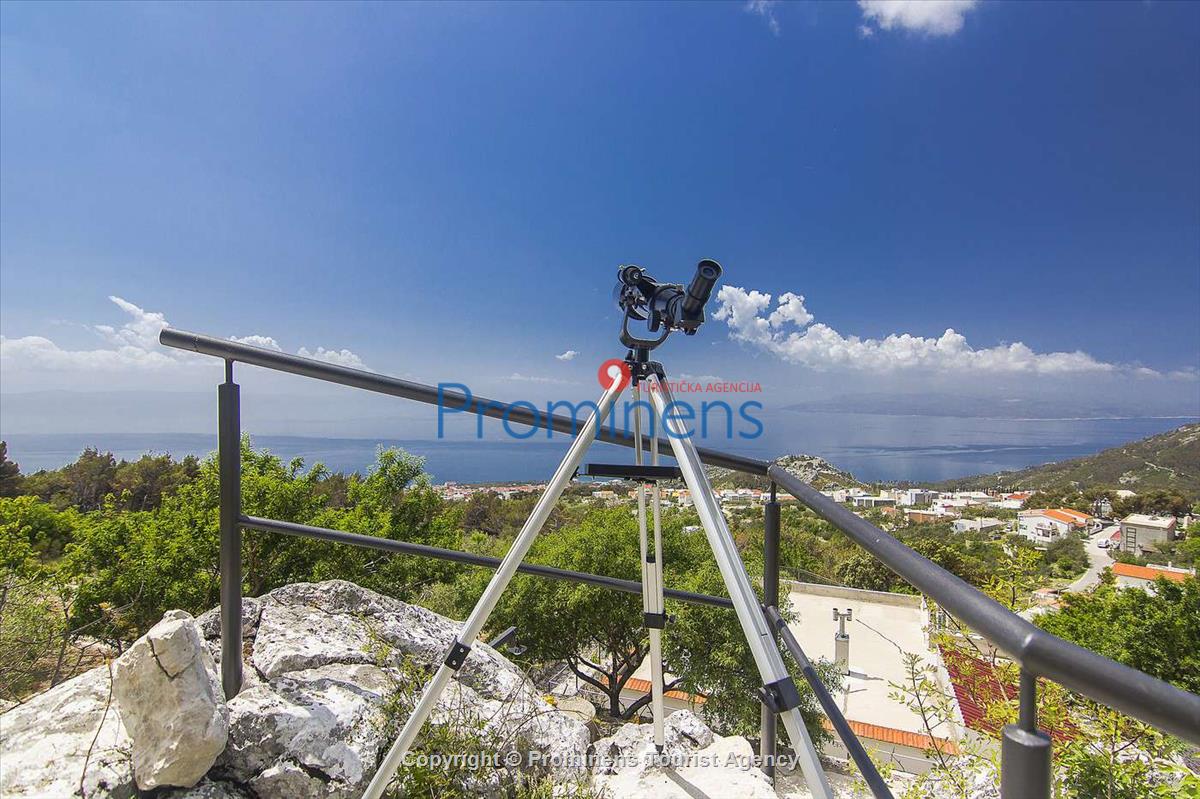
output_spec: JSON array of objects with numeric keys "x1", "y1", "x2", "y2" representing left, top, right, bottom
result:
[{"x1": 435, "y1": 477, "x2": 1193, "y2": 568}]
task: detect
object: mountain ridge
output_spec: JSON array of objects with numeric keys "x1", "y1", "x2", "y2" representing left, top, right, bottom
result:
[{"x1": 929, "y1": 423, "x2": 1200, "y2": 499}]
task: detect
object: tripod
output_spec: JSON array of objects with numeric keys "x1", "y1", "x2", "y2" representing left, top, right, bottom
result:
[{"x1": 362, "y1": 265, "x2": 833, "y2": 799}]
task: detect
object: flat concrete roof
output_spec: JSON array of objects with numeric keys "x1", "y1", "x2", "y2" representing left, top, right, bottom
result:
[
  {"x1": 784, "y1": 582, "x2": 955, "y2": 736},
  {"x1": 582, "y1": 581, "x2": 959, "y2": 746}
]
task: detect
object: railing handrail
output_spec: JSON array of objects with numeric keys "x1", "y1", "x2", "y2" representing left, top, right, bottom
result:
[
  {"x1": 159, "y1": 328, "x2": 1200, "y2": 747},
  {"x1": 240, "y1": 514, "x2": 734, "y2": 609},
  {"x1": 159, "y1": 328, "x2": 768, "y2": 475}
]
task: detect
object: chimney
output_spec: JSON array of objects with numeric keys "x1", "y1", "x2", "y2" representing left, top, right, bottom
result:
[{"x1": 833, "y1": 608, "x2": 853, "y2": 675}]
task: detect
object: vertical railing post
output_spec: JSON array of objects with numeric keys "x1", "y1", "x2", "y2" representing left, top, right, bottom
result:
[
  {"x1": 760, "y1": 482, "x2": 780, "y2": 778},
  {"x1": 1001, "y1": 670, "x2": 1051, "y2": 799},
  {"x1": 218, "y1": 359, "x2": 243, "y2": 699}
]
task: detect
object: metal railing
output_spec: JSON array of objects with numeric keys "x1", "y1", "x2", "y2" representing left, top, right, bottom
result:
[{"x1": 161, "y1": 329, "x2": 1200, "y2": 799}]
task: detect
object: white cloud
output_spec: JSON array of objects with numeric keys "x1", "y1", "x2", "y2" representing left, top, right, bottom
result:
[
  {"x1": 3, "y1": 296, "x2": 185, "y2": 373},
  {"x1": 714, "y1": 285, "x2": 1131, "y2": 375},
  {"x1": 0, "y1": 332, "x2": 182, "y2": 372},
  {"x1": 229, "y1": 334, "x2": 282, "y2": 351},
  {"x1": 555, "y1": 350, "x2": 579, "y2": 362},
  {"x1": 1, "y1": 296, "x2": 368, "y2": 375},
  {"x1": 858, "y1": 0, "x2": 978, "y2": 37},
  {"x1": 296, "y1": 347, "x2": 367, "y2": 369},
  {"x1": 745, "y1": 0, "x2": 781, "y2": 36}
]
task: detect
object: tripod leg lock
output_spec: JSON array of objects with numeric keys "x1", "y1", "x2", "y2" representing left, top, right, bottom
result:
[
  {"x1": 643, "y1": 612, "x2": 670, "y2": 629},
  {"x1": 762, "y1": 676, "x2": 803, "y2": 713},
  {"x1": 443, "y1": 640, "x2": 472, "y2": 671}
]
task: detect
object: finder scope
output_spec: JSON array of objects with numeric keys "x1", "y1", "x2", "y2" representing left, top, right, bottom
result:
[{"x1": 615, "y1": 259, "x2": 723, "y2": 351}]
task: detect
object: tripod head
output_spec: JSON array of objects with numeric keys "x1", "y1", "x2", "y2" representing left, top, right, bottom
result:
[{"x1": 615, "y1": 259, "x2": 723, "y2": 351}]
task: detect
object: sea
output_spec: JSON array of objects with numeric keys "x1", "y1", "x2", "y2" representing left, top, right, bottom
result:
[{"x1": 3, "y1": 413, "x2": 1195, "y2": 485}]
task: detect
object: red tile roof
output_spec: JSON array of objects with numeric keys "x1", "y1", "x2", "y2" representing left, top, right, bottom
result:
[
  {"x1": 1111, "y1": 562, "x2": 1192, "y2": 584},
  {"x1": 1036, "y1": 508, "x2": 1091, "y2": 526},
  {"x1": 607, "y1": 675, "x2": 707, "y2": 705},
  {"x1": 940, "y1": 646, "x2": 1076, "y2": 743},
  {"x1": 821, "y1": 718, "x2": 959, "y2": 754}
]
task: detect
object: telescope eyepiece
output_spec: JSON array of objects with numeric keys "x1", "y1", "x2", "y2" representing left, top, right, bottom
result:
[{"x1": 682, "y1": 259, "x2": 723, "y2": 318}]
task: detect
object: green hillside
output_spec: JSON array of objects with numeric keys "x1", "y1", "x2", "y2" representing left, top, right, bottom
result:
[
  {"x1": 935, "y1": 423, "x2": 1200, "y2": 499},
  {"x1": 707, "y1": 453, "x2": 867, "y2": 491}
]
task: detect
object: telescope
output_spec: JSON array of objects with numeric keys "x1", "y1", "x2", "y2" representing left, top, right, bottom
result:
[{"x1": 615, "y1": 259, "x2": 723, "y2": 350}]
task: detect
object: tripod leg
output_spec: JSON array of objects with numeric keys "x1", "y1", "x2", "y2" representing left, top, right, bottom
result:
[
  {"x1": 647, "y1": 376, "x2": 832, "y2": 799},
  {"x1": 633, "y1": 382, "x2": 667, "y2": 752},
  {"x1": 647, "y1": 396, "x2": 667, "y2": 752},
  {"x1": 361, "y1": 379, "x2": 626, "y2": 799}
]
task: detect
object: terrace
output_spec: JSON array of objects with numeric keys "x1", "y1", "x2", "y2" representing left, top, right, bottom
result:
[{"x1": 160, "y1": 327, "x2": 1200, "y2": 799}]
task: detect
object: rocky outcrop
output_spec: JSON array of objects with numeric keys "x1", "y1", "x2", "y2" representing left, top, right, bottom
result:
[
  {"x1": 0, "y1": 663, "x2": 133, "y2": 799},
  {"x1": 112, "y1": 610, "x2": 228, "y2": 790},
  {"x1": 4, "y1": 580, "x2": 888, "y2": 799},
  {"x1": 589, "y1": 708, "x2": 714, "y2": 776},
  {"x1": 0, "y1": 580, "x2": 590, "y2": 798},
  {"x1": 590, "y1": 711, "x2": 778, "y2": 798},
  {"x1": 204, "y1": 580, "x2": 591, "y2": 796}
]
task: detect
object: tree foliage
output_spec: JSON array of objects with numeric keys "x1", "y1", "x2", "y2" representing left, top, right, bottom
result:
[{"x1": 1036, "y1": 573, "x2": 1200, "y2": 693}]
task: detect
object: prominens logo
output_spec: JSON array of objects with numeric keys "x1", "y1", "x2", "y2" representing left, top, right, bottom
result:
[
  {"x1": 597, "y1": 358, "x2": 632, "y2": 392},
  {"x1": 436, "y1": 359, "x2": 764, "y2": 441}
]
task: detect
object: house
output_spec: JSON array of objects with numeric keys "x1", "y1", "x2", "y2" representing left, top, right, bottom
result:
[
  {"x1": 1118, "y1": 514, "x2": 1177, "y2": 554},
  {"x1": 932, "y1": 499, "x2": 971, "y2": 517},
  {"x1": 823, "y1": 487, "x2": 867, "y2": 504},
  {"x1": 905, "y1": 509, "x2": 943, "y2": 525},
  {"x1": 1017, "y1": 508, "x2": 1092, "y2": 545},
  {"x1": 1111, "y1": 562, "x2": 1193, "y2": 593},
  {"x1": 899, "y1": 489, "x2": 939, "y2": 507},
  {"x1": 952, "y1": 517, "x2": 1007, "y2": 535},
  {"x1": 990, "y1": 492, "x2": 1029, "y2": 511},
  {"x1": 852, "y1": 495, "x2": 897, "y2": 509}
]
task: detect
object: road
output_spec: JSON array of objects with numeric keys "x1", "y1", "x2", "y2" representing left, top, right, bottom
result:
[{"x1": 1066, "y1": 525, "x2": 1119, "y2": 593}]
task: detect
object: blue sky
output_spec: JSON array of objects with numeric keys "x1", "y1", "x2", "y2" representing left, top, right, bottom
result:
[{"x1": 2, "y1": 1, "x2": 1198, "y2": 437}]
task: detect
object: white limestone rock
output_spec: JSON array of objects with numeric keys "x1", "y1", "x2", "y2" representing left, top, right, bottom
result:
[
  {"x1": 0, "y1": 664, "x2": 134, "y2": 799},
  {"x1": 209, "y1": 580, "x2": 590, "y2": 796},
  {"x1": 593, "y1": 731, "x2": 777, "y2": 799},
  {"x1": 112, "y1": 609, "x2": 229, "y2": 790},
  {"x1": 589, "y1": 709, "x2": 715, "y2": 776}
]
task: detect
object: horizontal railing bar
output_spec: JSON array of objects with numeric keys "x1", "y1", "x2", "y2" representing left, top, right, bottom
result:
[
  {"x1": 160, "y1": 329, "x2": 769, "y2": 475},
  {"x1": 768, "y1": 467, "x2": 1200, "y2": 745},
  {"x1": 766, "y1": 606, "x2": 893, "y2": 799},
  {"x1": 239, "y1": 514, "x2": 735, "y2": 609}
]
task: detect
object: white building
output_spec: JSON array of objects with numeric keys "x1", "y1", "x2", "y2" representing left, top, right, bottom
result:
[
  {"x1": 1017, "y1": 508, "x2": 1092, "y2": 544},
  {"x1": 899, "y1": 489, "x2": 939, "y2": 507},
  {"x1": 823, "y1": 487, "x2": 867, "y2": 504},
  {"x1": 990, "y1": 491, "x2": 1031, "y2": 511},
  {"x1": 1118, "y1": 514, "x2": 1178, "y2": 554},
  {"x1": 852, "y1": 495, "x2": 897, "y2": 509}
]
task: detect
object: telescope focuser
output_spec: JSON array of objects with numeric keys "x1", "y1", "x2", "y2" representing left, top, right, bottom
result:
[{"x1": 615, "y1": 259, "x2": 723, "y2": 351}]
